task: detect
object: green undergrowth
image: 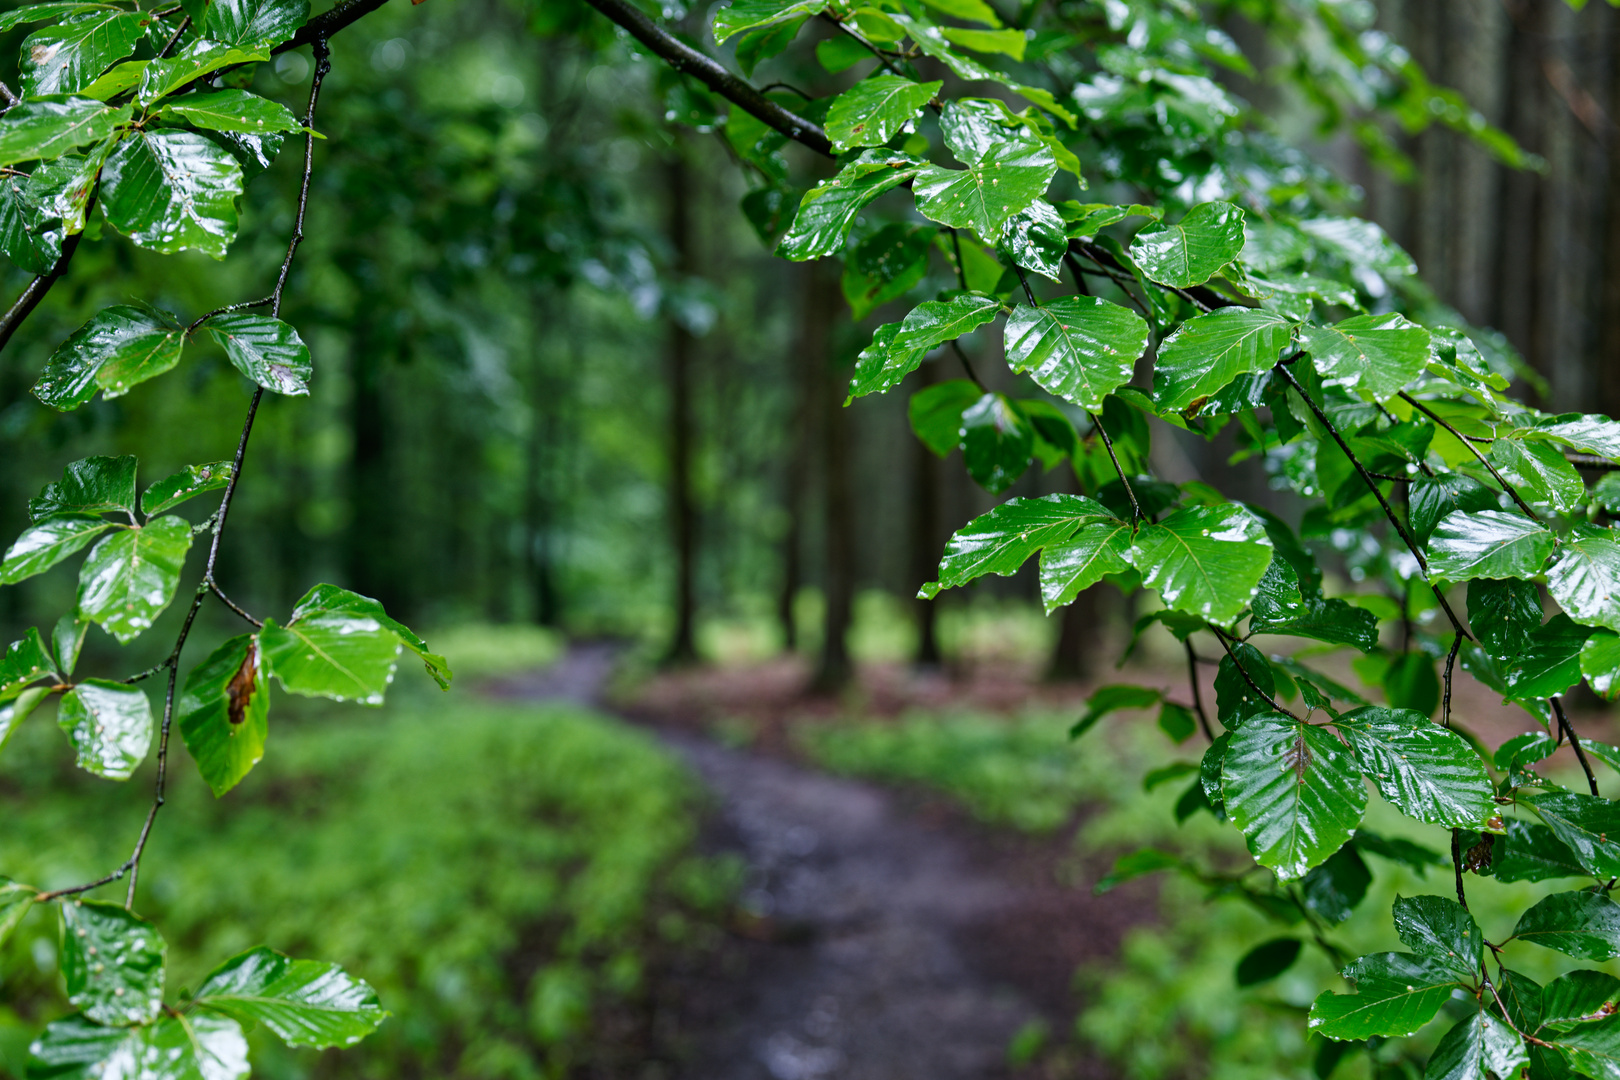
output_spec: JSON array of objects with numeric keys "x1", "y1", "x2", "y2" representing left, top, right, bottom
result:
[
  {"x1": 799, "y1": 709, "x2": 1620, "y2": 1079},
  {"x1": 0, "y1": 696, "x2": 736, "y2": 1080}
]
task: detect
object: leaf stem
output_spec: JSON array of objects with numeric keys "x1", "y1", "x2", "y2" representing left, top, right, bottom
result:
[
  {"x1": 1398, "y1": 392, "x2": 1540, "y2": 521},
  {"x1": 1185, "y1": 638, "x2": 1213, "y2": 742},
  {"x1": 1209, "y1": 625, "x2": 1299, "y2": 720},
  {"x1": 1551, "y1": 695, "x2": 1599, "y2": 797},
  {"x1": 1088, "y1": 409, "x2": 1141, "y2": 523}
]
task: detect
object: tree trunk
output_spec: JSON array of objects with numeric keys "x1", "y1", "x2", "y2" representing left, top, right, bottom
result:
[
  {"x1": 345, "y1": 324, "x2": 405, "y2": 618},
  {"x1": 810, "y1": 266, "x2": 853, "y2": 692},
  {"x1": 909, "y1": 368, "x2": 942, "y2": 668},
  {"x1": 777, "y1": 275, "x2": 818, "y2": 653},
  {"x1": 664, "y1": 144, "x2": 699, "y2": 665},
  {"x1": 525, "y1": 315, "x2": 561, "y2": 627}
]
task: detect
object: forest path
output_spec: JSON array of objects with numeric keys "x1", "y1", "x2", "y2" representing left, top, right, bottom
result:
[{"x1": 492, "y1": 643, "x2": 1133, "y2": 1080}]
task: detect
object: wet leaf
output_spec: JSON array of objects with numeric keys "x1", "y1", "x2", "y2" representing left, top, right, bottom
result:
[
  {"x1": 1004, "y1": 297, "x2": 1149, "y2": 412},
  {"x1": 1427, "y1": 510, "x2": 1555, "y2": 583},
  {"x1": 1515, "y1": 891, "x2": 1620, "y2": 960},
  {"x1": 959, "y1": 392, "x2": 1033, "y2": 494},
  {"x1": 850, "y1": 293, "x2": 1000, "y2": 399},
  {"x1": 159, "y1": 89, "x2": 304, "y2": 135},
  {"x1": 1423, "y1": 1008, "x2": 1525, "y2": 1080},
  {"x1": 825, "y1": 75, "x2": 940, "y2": 152},
  {"x1": 101, "y1": 129, "x2": 243, "y2": 258},
  {"x1": 286, "y1": 584, "x2": 449, "y2": 690},
  {"x1": 199, "y1": 0, "x2": 309, "y2": 50},
  {"x1": 28, "y1": 1010, "x2": 248, "y2": 1080},
  {"x1": 0, "y1": 515, "x2": 113, "y2": 585},
  {"x1": 1522, "y1": 792, "x2": 1620, "y2": 878},
  {"x1": 1548, "y1": 526, "x2": 1620, "y2": 634},
  {"x1": 1307, "y1": 951, "x2": 1459, "y2": 1040},
  {"x1": 34, "y1": 305, "x2": 185, "y2": 410},
  {"x1": 1128, "y1": 200, "x2": 1245, "y2": 288},
  {"x1": 1235, "y1": 937, "x2": 1302, "y2": 986},
  {"x1": 0, "y1": 96, "x2": 129, "y2": 167},
  {"x1": 57, "y1": 679, "x2": 152, "y2": 779},
  {"x1": 1125, "y1": 503, "x2": 1273, "y2": 626},
  {"x1": 206, "y1": 314, "x2": 312, "y2": 395},
  {"x1": 141, "y1": 461, "x2": 233, "y2": 516},
  {"x1": 1223, "y1": 712, "x2": 1366, "y2": 880},
  {"x1": 1152, "y1": 307, "x2": 1295, "y2": 414},
  {"x1": 1038, "y1": 519, "x2": 1133, "y2": 612},
  {"x1": 1335, "y1": 707, "x2": 1493, "y2": 828},
  {"x1": 712, "y1": 0, "x2": 827, "y2": 42},
  {"x1": 194, "y1": 946, "x2": 387, "y2": 1048},
  {"x1": 29, "y1": 455, "x2": 136, "y2": 522},
  {"x1": 912, "y1": 136, "x2": 1057, "y2": 244},
  {"x1": 1391, "y1": 894, "x2": 1481, "y2": 980},
  {"x1": 778, "y1": 150, "x2": 922, "y2": 261},
  {"x1": 0, "y1": 878, "x2": 34, "y2": 950},
  {"x1": 178, "y1": 634, "x2": 269, "y2": 797},
  {"x1": 60, "y1": 899, "x2": 165, "y2": 1025},
  {"x1": 77, "y1": 516, "x2": 193, "y2": 643},
  {"x1": 920, "y1": 493, "x2": 1113, "y2": 598},
  {"x1": 136, "y1": 39, "x2": 270, "y2": 106},
  {"x1": 1300, "y1": 313, "x2": 1430, "y2": 404},
  {"x1": 19, "y1": 10, "x2": 147, "y2": 96},
  {"x1": 1489, "y1": 437, "x2": 1586, "y2": 514}
]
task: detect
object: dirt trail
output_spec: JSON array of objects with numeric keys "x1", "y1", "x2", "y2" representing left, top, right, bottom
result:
[{"x1": 493, "y1": 644, "x2": 1132, "y2": 1079}]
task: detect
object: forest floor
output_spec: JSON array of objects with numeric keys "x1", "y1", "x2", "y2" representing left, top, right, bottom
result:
[{"x1": 490, "y1": 643, "x2": 1146, "y2": 1080}]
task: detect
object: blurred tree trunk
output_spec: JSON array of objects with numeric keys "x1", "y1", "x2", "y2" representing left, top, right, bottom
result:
[
  {"x1": 909, "y1": 365, "x2": 942, "y2": 668},
  {"x1": 345, "y1": 323, "x2": 405, "y2": 618},
  {"x1": 1046, "y1": 469, "x2": 1100, "y2": 681},
  {"x1": 777, "y1": 281, "x2": 816, "y2": 654},
  {"x1": 664, "y1": 144, "x2": 698, "y2": 665},
  {"x1": 525, "y1": 310, "x2": 561, "y2": 628},
  {"x1": 811, "y1": 266, "x2": 853, "y2": 692}
]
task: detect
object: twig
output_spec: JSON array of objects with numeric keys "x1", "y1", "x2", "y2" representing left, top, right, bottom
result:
[
  {"x1": 1441, "y1": 632, "x2": 1462, "y2": 729},
  {"x1": 1399, "y1": 393, "x2": 1540, "y2": 521},
  {"x1": 185, "y1": 296, "x2": 273, "y2": 335},
  {"x1": 1013, "y1": 264, "x2": 1039, "y2": 307},
  {"x1": 1210, "y1": 625, "x2": 1299, "y2": 720},
  {"x1": 1185, "y1": 638, "x2": 1213, "y2": 741},
  {"x1": 156, "y1": 15, "x2": 190, "y2": 60},
  {"x1": 1551, "y1": 695, "x2": 1599, "y2": 797},
  {"x1": 0, "y1": 229, "x2": 83, "y2": 354},
  {"x1": 209, "y1": 582, "x2": 263, "y2": 628},
  {"x1": 949, "y1": 340, "x2": 984, "y2": 390},
  {"x1": 1451, "y1": 829, "x2": 1469, "y2": 910},
  {"x1": 1088, "y1": 409, "x2": 1141, "y2": 523}
]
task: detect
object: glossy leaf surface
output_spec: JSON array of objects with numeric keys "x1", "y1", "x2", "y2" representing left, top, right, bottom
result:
[
  {"x1": 77, "y1": 516, "x2": 192, "y2": 643},
  {"x1": 57, "y1": 679, "x2": 152, "y2": 779},
  {"x1": 1514, "y1": 891, "x2": 1620, "y2": 960},
  {"x1": 1126, "y1": 504, "x2": 1273, "y2": 625},
  {"x1": 1548, "y1": 527, "x2": 1620, "y2": 633},
  {"x1": 177, "y1": 634, "x2": 268, "y2": 797},
  {"x1": 141, "y1": 462, "x2": 233, "y2": 516},
  {"x1": 1307, "y1": 951, "x2": 1458, "y2": 1040},
  {"x1": 1223, "y1": 712, "x2": 1366, "y2": 880},
  {"x1": 1523, "y1": 793, "x2": 1620, "y2": 878},
  {"x1": 194, "y1": 947, "x2": 387, "y2": 1049},
  {"x1": 1391, "y1": 894, "x2": 1482, "y2": 980},
  {"x1": 29, "y1": 455, "x2": 136, "y2": 521},
  {"x1": 0, "y1": 515, "x2": 112, "y2": 585},
  {"x1": 0, "y1": 97, "x2": 128, "y2": 167},
  {"x1": 1038, "y1": 519, "x2": 1133, "y2": 612},
  {"x1": 1423, "y1": 1009, "x2": 1525, "y2": 1080},
  {"x1": 1004, "y1": 297, "x2": 1149, "y2": 412},
  {"x1": 286, "y1": 584, "x2": 450, "y2": 690},
  {"x1": 101, "y1": 129, "x2": 244, "y2": 258},
  {"x1": 60, "y1": 900, "x2": 165, "y2": 1025},
  {"x1": 206, "y1": 314, "x2": 312, "y2": 395},
  {"x1": 825, "y1": 75, "x2": 940, "y2": 151},
  {"x1": 19, "y1": 10, "x2": 146, "y2": 96},
  {"x1": 912, "y1": 138, "x2": 1057, "y2": 243},
  {"x1": 920, "y1": 494, "x2": 1113, "y2": 598},
  {"x1": 778, "y1": 151, "x2": 921, "y2": 261},
  {"x1": 159, "y1": 89, "x2": 304, "y2": 135},
  {"x1": 34, "y1": 305, "x2": 185, "y2": 409},
  {"x1": 1128, "y1": 200, "x2": 1245, "y2": 288},
  {"x1": 199, "y1": 0, "x2": 310, "y2": 51},
  {"x1": 1427, "y1": 510, "x2": 1555, "y2": 582},
  {"x1": 1300, "y1": 314, "x2": 1430, "y2": 403},
  {"x1": 1336, "y1": 707, "x2": 1493, "y2": 828},
  {"x1": 1152, "y1": 307, "x2": 1294, "y2": 414}
]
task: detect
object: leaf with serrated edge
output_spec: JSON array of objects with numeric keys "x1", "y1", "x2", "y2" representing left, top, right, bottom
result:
[
  {"x1": 60, "y1": 899, "x2": 165, "y2": 1025},
  {"x1": 194, "y1": 946, "x2": 387, "y2": 1049},
  {"x1": 1126, "y1": 503, "x2": 1273, "y2": 625},
  {"x1": 29, "y1": 454, "x2": 136, "y2": 521},
  {"x1": 1548, "y1": 527, "x2": 1620, "y2": 634},
  {"x1": 1307, "y1": 951, "x2": 1459, "y2": 1040},
  {"x1": 20, "y1": 11, "x2": 147, "y2": 96},
  {"x1": 1152, "y1": 307, "x2": 1295, "y2": 414},
  {"x1": 1129, "y1": 201, "x2": 1245, "y2": 288},
  {"x1": 101, "y1": 129, "x2": 243, "y2": 259},
  {"x1": 912, "y1": 137, "x2": 1057, "y2": 244},
  {"x1": 207, "y1": 314, "x2": 312, "y2": 395},
  {"x1": 178, "y1": 634, "x2": 269, "y2": 797},
  {"x1": 77, "y1": 515, "x2": 192, "y2": 643},
  {"x1": 1391, "y1": 894, "x2": 1481, "y2": 980},
  {"x1": 1038, "y1": 519, "x2": 1132, "y2": 612},
  {"x1": 1427, "y1": 510, "x2": 1555, "y2": 583},
  {"x1": 1005, "y1": 297, "x2": 1148, "y2": 412},
  {"x1": 0, "y1": 515, "x2": 112, "y2": 585},
  {"x1": 920, "y1": 494, "x2": 1113, "y2": 598},
  {"x1": 199, "y1": 0, "x2": 309, "y2": 50},
  {"x1": 1223, "y1": 712, "x2": 1366, "y2": 880},
  {"x1": 1515, "y1": 891, "x2": 1620, "y2": 961},
  {"x1": 1335, "y1": 706, "x2": 1493, "y2": 828},
  {"x1": 259, "y1": 613, "x2": 400, "y2": 705},
  {"x1": 57, "y1": 679, "x2": 152, "y2": 779}
]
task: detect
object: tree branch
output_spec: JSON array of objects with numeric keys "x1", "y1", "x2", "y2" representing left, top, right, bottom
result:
[
  {"x1": 1185, "y1": 638, "x2": 1214, "y2": 741},
  {"x1": 582, "y1": 0, "x2": 833, "y2": 157},
  {"x1": 1398, "y1": 393, "x2": 1540, "y2": 521},
  {"x1": 1551, "y1": 695, "x2": 1599, "y2": 797}
]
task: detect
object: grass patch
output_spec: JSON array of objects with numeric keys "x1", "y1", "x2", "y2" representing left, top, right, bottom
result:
[{"x1": 0, "y1": 697, "x2": 734, "y2": 1080}]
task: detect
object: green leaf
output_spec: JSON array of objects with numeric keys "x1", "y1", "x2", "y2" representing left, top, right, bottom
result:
[
  {"x1": 1488, "y1": 438, "x2": 1586, "y2": 514},
  {"x1": 1543, "y1": 969, "x2": 1620, "y2": 1028},
  {"x1": 1381, "y1": 652, "x2": 1439, "y2": 717},
  {"x1": 960, "y1": 392, "x2": 1033, "y2": 494},
  {"x1": 1471, "y1": 577, "x2": 1541, "y2": 660},
  {"x1": 1408, "y1": 475, "x2": 1498, "y2": 544},
  {"x1": 918, "y1": 0, "x2": 1000, "y2": 26},
  {"x1": 1095, "y1": 847, "x2": 1184, "y2": 893},
  {"x1": 259, "y1": 610, "x2": 400, "y2": 706},
  {"x1": 1215, "y1": 641, "x2": 1277, "y2": 728},
  {"x1": 0, "y1": 3, "x2": 121, "y2": 33},
  {"x1": 1, "y1": 627, "x2": 56, "y2": 695},
  {"x1": 1523, "y1": 792, "x2": 1620, "y2": 878},
  {"x1": 1497, "y1": 968, "x2": 1545, "y2": 1035},
  {"x1": 19, "y1": 10, "x2": 147, "y2": 96},
  {"x1": 1038, "y1": 519, "x2": 1133, "y2": 612},
  {"x1": 1556, "y1": 1015, "x2": 1620, "y2": 1080},
  {"x1": 1583, "y1": 631, "x2": 1620, "y2": 700},
  {"x1": 1235, "y1": 938, "x2": 1302, "y2": 987},
  {"x1": 1424, "y1": 1009, "x2": 1526, "y2": 1080},
  {"x1": 57, "y1": 679, "x2": 151, "y2": 779},
  {"x1": 851, "y1": 293, "x2": 1000, "y2": 399},
  {"x1": 1152, "y1": 307, "x2": 1295, "y2": 414},
  {"x1": 141, "y1": 462, "x2": 233, "y2": 516},
  {"x1": 199, "y1": 0, "x2": 309, "y2": 50},
  {"x1": 158, "y1": 88, "x2": 304, "y2": 134},
  {"x1": 712, "y1": 0, "x2": 826, "y2": 42},
  {"x1": 77, "y1": 516, "x2": 192, "y2": 643},
  {"x1": 28, "y1": 1011, "x2": 249, "y2": 1080},
  {"x1": 284, "y1": 583, "x2": 450, "y2": 690},
  {"x1": 1128, "y1": 201, "x2": 1245, "y2": 289},
  {"x1": 1427, "y1": 510, "x2": 1555, "y2": 583},
  {"x1": 999, "y1": 199, "x2": 1067, "y2": 281},
  {"x1": 1514, "y1": 891, "x2": 1620, "y2": 960},
  {"x1": 1548, "y1": 526, "x2": 1620, "y2": 633},
  {"x1": 194, "y1": 946, "x2": 387, "y2": 1049},
  {"x1": 740, "y1": 17, "x2": 808, "y2": 75},
  {"x1": 841, "y1": 223, "x2": 931, "y2": 321},
  {"x1": 0, "y1": 879, "x2": 34, "y2": 949},
  {"x1": 1492, "y1": 819, "x2": 1589, "y2": 883},
  {"x1": 1157, "y1": 701, "x2": 1197, "y2": 743},
  {"x1": 919, "y1": 494, "x2": 1113, "y2": 599},
  {"x1": 53, "y1": 614, "x2": 86, "y2": 677},
  {"x1": 0, "y1": 170, "x2": 63, "y2": 274},
  {"x1": 1391, "y1": 894, "x2": 1482, "y2": 980},
  {"x1": 1299, "y1": 314, "x2": 1430, "y2": 404},
  {"x1": 938, "y1": 25, "x2": 1024, "y2": 58},
  {"x1": 0, "y1": 97, "x2": 129, "y2": 167},
  {"x1": 1532, "y1": 413, "x2": 1620, "y2": 463},
  {"x1": 0, "y1": 515, "x2": 113, "y2": 585},
  {"x1": 34, "y1": 304, "x2": 186, "y2": 410},
  {"x1": 908, "y1": 379, "x2": 981, "y2": 457},
  {"x1": 1301, "y1": 846, "x2": 1370, "y2": 924},
  {"x1": 1307, "y1": 952, "x2": 1459, "y2": 1040},
  {"x1": 1503, "y1": 615, "x2": 1590, "y2": 702},
  {"x1": 60, "y1": 899, "x2": 165, "y2": 1025},
  {"x1": 101, "y1": 129, "x2": 243, "y2": 258},
  {"x1": 136, "y1": 39, "x2": 269, "y2": 106},
  {"x1": 206, "y1": 314, "x2": 312, "y2": 395},
  {"x1": 29, "y1": 455, "x2": 136, "y2": 522},
  {"x1": 825, "y1": 75, "x2": 940, "y2": 152},
  {"x1": 27, "y1": 147, "x2": 104, "y2": 234},
  {"x1": 1004, "y1": 297, "x2": 1149, "y2": 413},
  {"x1": 77, "y1": 57, "x2": 145, "y2": 101},
  {"x1": 178, "y1": 634, "x2": 268, "y2": 797},
  {"x1": 912, "y1": 137, "x2": 1057, "y2": 244},
  {"x1": 1335, "y1": 707, "x2": 1492, "y2": 827},
  {"x1": 777, "y1": 150, "x2": 922, "y2": 260},
  {"x1": 1223, "y1": 712, "x2": 1366, "y2": 879},
  {"x1": 1126, "y1": 503, "x2": 1274, "y2": 625},
  {"x1": 1071, "y1": 684, "x2": 1162, "y2": 739},
  {"x1": 0, "y1": 687, "x2": 48, "y2": 753},
  {"x1": 1248, "y1": 555, "x2": 1379, "y2": 652}
]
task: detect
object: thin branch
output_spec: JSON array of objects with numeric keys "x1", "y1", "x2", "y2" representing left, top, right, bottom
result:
[
  {"x1": 1185, "y1": 638, "x2": 1214, "y2": 742},
  {"x1": 185, "y1": 296, "x2": 273, "y2": 335},
  {"x1": 1565, "y1": 454, "x2": 1620, "y2": 470},
  {"x1": 1210, "y1": 625, "x2": 1299, "y2": 720},
  {"x1": 156, "y1": 14, "x2": 190, "y2": 60},
  {"x1": 1013, "y1": 264, "x2": 1039, "y2": 306},
  {"x1": 1483, "y1": 971, "x2": 1554, "y2": 1048},
  {"x1": 949, "y1": 340, "x2": 984, "y2": 390},
  {"x1": 1552, "y1": 695, "x2": 1600, "y2": 797},
  {"x1": 1451, "y1": 829, "x2": 1470, "y2": 910},
  {"x1": 1088, "y1": 409, "x2": 1141, "y2": 523},
  {"x1": 0, "y1": 229, "x2": 83, "y2": 354},
  {"x1": 818, "y1": 11, "x2": 912, "y2": 82},
  {"x1": 1399, "y1": 393, "x2": 1540, "y2": 521},
  {"x1": 1442, "y1": 631, "x2": 1462, "y2": 729},
  {"x1": 948, "y1": 227, "x2": 968, "y2": 291},
  {"x1": 209, "y1": 582, "x2": 263, "y2": 628},
  {"x1": 277, "y1": 0, "x2": 392, "y2": 53},
  {"x1": 583, "y1": 0, "x2": 833, "y2": 156},
  {"x1": 1274, "y1": 362, "x2": 1471, "y2": 641}
]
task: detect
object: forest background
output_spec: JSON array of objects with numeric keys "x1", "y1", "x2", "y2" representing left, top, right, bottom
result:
[{"x1": 4, "y1": 0, "x2": 1620, "y2": 1077}]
